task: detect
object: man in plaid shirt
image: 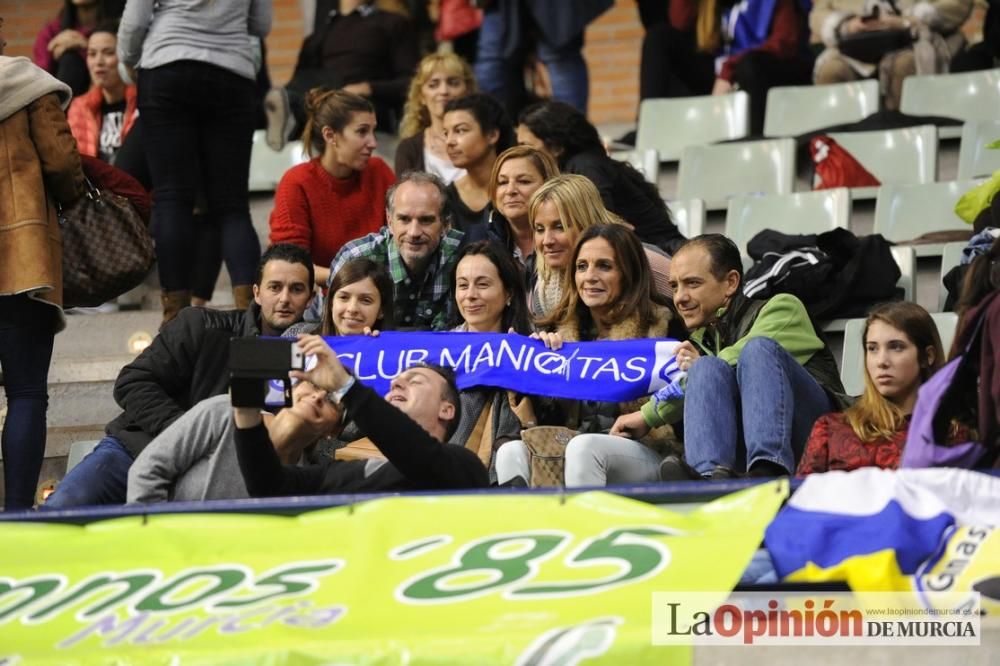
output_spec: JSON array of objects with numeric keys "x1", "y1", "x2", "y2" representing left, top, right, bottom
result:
[{"x1": 327, "y1": 171, "x2": 463, "y2": 330}]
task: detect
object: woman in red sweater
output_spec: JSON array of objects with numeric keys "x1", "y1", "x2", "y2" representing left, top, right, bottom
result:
[
  {"x1": 797, "y1": 302, "x2": 944, "y2": 475},
  {"x1": 269, "y1": 89, "x2": 395, "y2": 287}
]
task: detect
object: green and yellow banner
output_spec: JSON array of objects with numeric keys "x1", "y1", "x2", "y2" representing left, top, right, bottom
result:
[{"x1": 0, "y1": 482, "x2": 787, "y2": 665}]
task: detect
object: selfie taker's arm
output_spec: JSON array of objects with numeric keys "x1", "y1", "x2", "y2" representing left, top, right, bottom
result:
[{"x1": 232, "y1": 412, "x2": 330, "y2": 497}]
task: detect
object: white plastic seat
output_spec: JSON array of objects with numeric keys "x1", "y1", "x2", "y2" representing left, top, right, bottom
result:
[
  {"x1": 890, "y1": 245, "x2": 916, "y2": 304},
  {"x1": 248, "y1": 130, "x2": 309, "y2": 192},
  {"x1": 610, "y1": 148, "x2": 660, "y2": 186},
  {"x1": 938, "y1": 241, "x2": 968, "y2": 312},
  {"x1": 667, "y1": 198, "x2": 706, "y2": 238},
  {"x1": 957, "y1": 120, "x2": 1000, "y2": 180},
  {"x1": 826, "y1": 125, "x2": 938, "y2": 199},
  {"x1": 900, "y1": 68, "x2": 1000, "y2": 139},
  {"x1": 872, "y1": 179, "x2": 982, "y2": 257},
  {"x1": 724, "y1": 188, "x2": 851, "y2": 255},
  {"x1": 840, "y1": 312, "x2": 959, "y2": 396},
  {"x1": 677, "y1": 138, "x2": 796, "y2": 211},
  {"x1": 763, "y1": 80, "x2": 880, "y2": 138},
  {"x1": 636, "y1": 92, "x2": 750, "y2": 162}
]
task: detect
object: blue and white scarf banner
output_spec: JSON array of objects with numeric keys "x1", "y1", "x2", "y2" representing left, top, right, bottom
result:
[{"x1": 266, "y1": 331, "x2": 684, "y2": 405}]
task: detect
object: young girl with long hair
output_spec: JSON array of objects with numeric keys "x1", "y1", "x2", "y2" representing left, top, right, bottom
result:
[{"x1": 797, "y1": 301, "x2": 944, "y2": 474}]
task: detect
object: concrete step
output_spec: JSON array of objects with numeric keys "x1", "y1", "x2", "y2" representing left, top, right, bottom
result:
[{"x1": 55, "y1": 311, "x2": 160, "y2": 360}]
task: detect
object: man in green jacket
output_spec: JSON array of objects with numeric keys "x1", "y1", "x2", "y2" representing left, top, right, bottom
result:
[{"x1": 611, "y1": 234, "x2": 848, "y2": 480}]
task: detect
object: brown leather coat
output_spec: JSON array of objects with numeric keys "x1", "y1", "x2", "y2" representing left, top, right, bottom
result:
[{"x1": 0, "y1": 92, "x2": 84, "y2": 327}]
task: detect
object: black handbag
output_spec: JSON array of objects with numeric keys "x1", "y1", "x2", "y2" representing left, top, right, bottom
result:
[
  {"x1": 58, "y1": 177, "x2": 155, "y2": 308},
  {"x1": 838, "y1": 28, "x2": 914, "y2": 63}
]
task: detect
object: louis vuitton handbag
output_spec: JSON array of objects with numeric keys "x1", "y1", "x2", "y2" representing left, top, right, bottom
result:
[{"x1": 58, "y1": 173, "x2": 154, "y2": 308}]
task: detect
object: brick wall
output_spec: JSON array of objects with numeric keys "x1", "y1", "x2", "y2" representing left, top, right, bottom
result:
[
  {"x1": 4, "y1": 0, "x2": 986, "y2": 126},
  {"x1": 584, "y1": 0, "x2": 644, "y2": 124}
]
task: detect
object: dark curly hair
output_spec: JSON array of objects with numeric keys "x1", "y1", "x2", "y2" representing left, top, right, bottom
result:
[{"x1": 517, "y1": 101, "x2": 605, "y2": 167}]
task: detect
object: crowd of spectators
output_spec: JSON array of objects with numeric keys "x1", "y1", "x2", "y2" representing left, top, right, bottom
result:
[{"x1": 1, "y1": 0, "x2": 998, "y2": 511}]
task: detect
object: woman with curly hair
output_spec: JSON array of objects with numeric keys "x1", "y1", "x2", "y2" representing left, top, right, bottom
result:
[
  {"x1": 517, "y1": 101, "x2": 685, "y2": 253},
  {"x1": 394, "y1": 52, "x2": 477, "y2": 183}
]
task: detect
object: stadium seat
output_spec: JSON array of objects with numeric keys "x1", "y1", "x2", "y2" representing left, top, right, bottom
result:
[
  {"x1": 636, "y1": 92, "x2": 750, "y2": 162},
  {"x1": 677, "y1": 138, "x2": 796, "y2": 211},
  {"x1": 840, "y1": 312, "x2": 959, "y2": 396},
  {"x1": 872, "y1": 179, "x2": 982, "y2": 256},
  {"x1": 763, "y1": 80, "x2": 880, "y2": 138},
  {"x1": 890, "y1": 245, "x2": 916, "y2": 303},
  {"x1": 957, "y1": 120, "x2": 1000, "y2": 180},
  {"x1": 827, "y1": 125, "x2": 938, "y2": 199},
  {"x1": 610, "y1": 148, "x2": 660, "y2": 186},
  {"x1": 248, "y1": 130, "x2": 309, "y2": 192},
  {"x1": 724, "y1": 188, "x2": 851, "y2": 255},
  {"x1": 938, "y1": 241, "x2": 968, "y2": 312},
  {"x1": 667, "y1": 198, "x2": 706, "y2": 238},
  {"x1": 900, "y1": 68, "x2": 1000, "y2": 139},
  {"x1": 66, "y1": 440, "x2": 99, "y2": 475}
]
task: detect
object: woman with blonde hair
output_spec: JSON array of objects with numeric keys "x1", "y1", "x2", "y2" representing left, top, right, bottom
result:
[
  {"x1": 395, "y1": 52, "x2": 477, "y2": 183},
  {"x1": 529, "y1": 174, "x2": 673, "y2": 318},
  {"x1": 472, "y1": 145, "x2": 559, "y2": 278},
  {"x1": 797, "y1": 301, "x2": 944, "y2": 474}
]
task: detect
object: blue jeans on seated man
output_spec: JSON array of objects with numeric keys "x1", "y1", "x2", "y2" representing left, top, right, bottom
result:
[
  {"x1": 683, "y1": 337, "x2": 833, "y2": 477},
  {"x1": 41, "y1": 435, "x2": 134, "y2": 509}
]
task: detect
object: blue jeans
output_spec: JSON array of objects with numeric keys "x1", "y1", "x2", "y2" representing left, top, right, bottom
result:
[
  {"x1": 475, "y1": 7, "x2": 589, "y2": 112},
  {"x1": 41, "y1": 435, "x2": 133, "y2": 509},
  {"x1": 683, "y1": 337, "x2": 833, "y2": 476},
  {"x1": 0, "y1": 297, "x2": 55, "y2": 511},
  {"x1": 139, "y1": 60, "x2": 260, "y2": 291}
]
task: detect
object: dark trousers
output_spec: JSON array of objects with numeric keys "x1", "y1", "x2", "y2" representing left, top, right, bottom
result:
[
  {"x1": 55, "y1": 50, "x2": 91, "y2": 98},
  {"x1": 0, "y1": 297, "x2": 56, "y2": 511},
  {"x1": 138, "y1": 60, "x2": 260, "y2": 291},
  {"x1": 640, "y1": 25, "x2": 813, "y2": 135}
]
